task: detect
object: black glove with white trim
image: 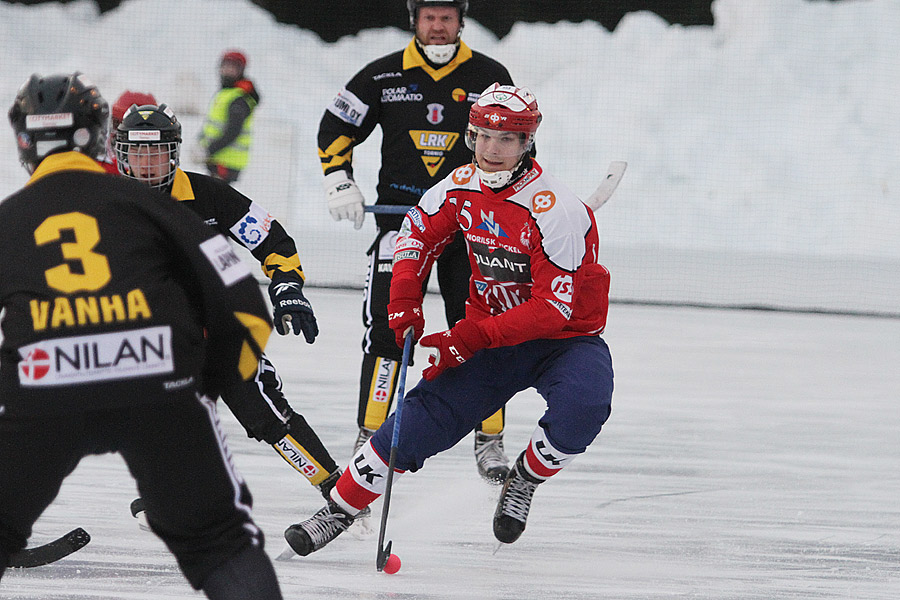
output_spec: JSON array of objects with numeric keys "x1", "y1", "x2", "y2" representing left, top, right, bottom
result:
[{"x1": 268, "y1": 276, "x2": 318, "y2": 343}]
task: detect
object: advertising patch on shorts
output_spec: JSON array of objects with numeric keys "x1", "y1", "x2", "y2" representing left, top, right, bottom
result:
[
  {"x1": 18, "y1": 326, "x2": 174, "y2": 387},
  {"x1": 230, "y1": 202, "x2": 273, "y2": 249},
  {"x1": 200, "y1": 235, "x2": 252, "y2": 286}
]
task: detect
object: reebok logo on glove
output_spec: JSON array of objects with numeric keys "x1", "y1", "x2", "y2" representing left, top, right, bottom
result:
[
  {"x1": 272, "y1": 282, "x2": 301, "y2": 295},
  {"x1": 268, "y1": 279, "x2": 319, "y2": 343},
  {"x1": 279, "y1": 298, "x2": 312, "y2": 308}
]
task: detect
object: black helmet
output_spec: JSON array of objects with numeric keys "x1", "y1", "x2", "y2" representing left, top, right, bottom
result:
[
  {"x1": 407, "y1": 0, "x2": 467, "y2": 29},
  {"x1": 114, "y1": 103, "x2": 182, "y2": 191},
  {"x1": 8, "y1": 72, "x2": 109, "y2": 173}
]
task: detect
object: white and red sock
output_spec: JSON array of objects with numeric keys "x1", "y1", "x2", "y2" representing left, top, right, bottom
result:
[
  {"x1": 331, "y1": 439, "x2": 405, "y2": 514},
  {"x1": 522, "y1": 426, "x2": 578, "y2": 481}
]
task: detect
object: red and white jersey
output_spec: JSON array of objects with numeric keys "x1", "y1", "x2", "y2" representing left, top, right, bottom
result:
[{"x1": 393, "y1": 159, "x2": 610, "y2": 348}]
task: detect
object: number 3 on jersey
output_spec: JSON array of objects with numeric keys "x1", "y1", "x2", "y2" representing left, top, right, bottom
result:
[{"x1": 34, "y1": 212, "x2": 111, "y2": 293}]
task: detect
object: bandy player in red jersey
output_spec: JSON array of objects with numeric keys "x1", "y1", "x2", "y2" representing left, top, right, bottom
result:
[
  {"x1": 98, "y1": 90, "x2": 158, "y2": 174},
  {"x1": 283, "y1": 83, "x2": 614, "y2": 556}
]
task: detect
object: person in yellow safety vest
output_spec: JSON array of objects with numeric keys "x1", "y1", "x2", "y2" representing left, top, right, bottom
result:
[{"x1": 197, "y1": 49, "x2": 259, "y2": 184}]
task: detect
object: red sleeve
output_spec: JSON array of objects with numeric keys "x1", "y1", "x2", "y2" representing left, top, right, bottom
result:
[{"x1": 391, "y1": 202, "x2": 460, "y2": 290}]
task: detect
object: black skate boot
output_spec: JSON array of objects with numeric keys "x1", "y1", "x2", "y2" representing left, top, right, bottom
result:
[
  {"x1": 315, "y1": 469, "x2": 342, "y2": 502},
  {"x1": 474, "y1": 431, "x2": 510, "y2": 484},
  {"x1": 316, "y1": 468, "x2": 372, "y2": 523},
  {"x1": 284, "y1": 501, "x2": 354, "y2": 556},
  {"x1": 353, "y1": 427, "x2": 375, "y2": 455},
  {"x1": 493, "y1": 452, "x2": 543, "y2": 544}
]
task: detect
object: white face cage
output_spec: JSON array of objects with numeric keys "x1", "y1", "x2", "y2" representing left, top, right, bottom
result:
[
  {"x1": 115, "y1": 137, "x2": 179, "y2": 190},
  {"x1": 422, "y1": 43, "x2": 457, "y2": 64}
]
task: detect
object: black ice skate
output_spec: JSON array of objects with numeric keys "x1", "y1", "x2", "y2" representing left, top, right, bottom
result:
[
  {"x1": 316, "y1": 468, "x2": 372, "y2": 525},
  {"x1": 353, "y1": 427, "x2": 374, "y2": 455},
  {"x1": 493, "y1": 452, "x2": 543, "y2": 544},
  {"x1": 315, "y1": 468, "x2": 342, "y2": 501},
  {"x1": 284, "y1": 501, "x2": 354, "y2": 556},
  {"x1": 474, "y1": 431, "x2": 510, "y2": 484}
]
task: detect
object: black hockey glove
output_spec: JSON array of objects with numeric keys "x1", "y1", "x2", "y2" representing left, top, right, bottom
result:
[{"x1": 268, "y1": 278, "x2": 319, "y2": 343}]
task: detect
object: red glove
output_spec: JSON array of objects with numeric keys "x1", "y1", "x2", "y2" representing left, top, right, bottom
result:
[
  {"x1": 419, "y1": 319, "x2": 490, "y2": 381},
  {"x1": 387, "y1": 276, "x2": 424, "y2": 348}
]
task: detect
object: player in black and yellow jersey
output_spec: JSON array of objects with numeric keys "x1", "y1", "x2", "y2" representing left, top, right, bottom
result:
[
  {"x1": 318, "y1": 0, "x2": 516, "y2": 482},
  {"x1": 0, "y1": 73, "x2": 282, "y2": 599},
  {"x1": 114, "y1": 103, "x2": 350, "y2": 507}
]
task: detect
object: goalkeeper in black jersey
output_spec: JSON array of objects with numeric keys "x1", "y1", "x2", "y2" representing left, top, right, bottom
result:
[
  {"x1": 318, "y1": 0, "x2": 517, "y2": 482},
  {"x1": 0, "y1": 72, "x2": 282, "y2": 599},
  {"x1": 114, "y1": 102, "x2": 348, "y2": 505}
]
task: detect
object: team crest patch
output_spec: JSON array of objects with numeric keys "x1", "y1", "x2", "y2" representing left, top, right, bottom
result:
[
  {"x1": 426, "y1": 103, "x2": 445, "y2": 124},
  {"x1": 475, "y1": 210, "x2": 508, "y2": 238}
]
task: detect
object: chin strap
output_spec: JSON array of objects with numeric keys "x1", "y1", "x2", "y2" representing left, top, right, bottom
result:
[
  {"x1": 422, "y1": 43, "x2": 457, "y2": 64},
  {"x1": 475, "y1": 155, "x2": 530, "y2": 190},
  {"x1": 415, "y1": 36, "x2": 460, "y2": 65},
  {"x1": 475, "y1": 165, "x2": 514, "y2": 189}
]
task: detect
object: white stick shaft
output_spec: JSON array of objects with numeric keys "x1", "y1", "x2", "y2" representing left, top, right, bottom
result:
[{"x1": 585, "y1": 161, "x2": 627, "y2": 210}]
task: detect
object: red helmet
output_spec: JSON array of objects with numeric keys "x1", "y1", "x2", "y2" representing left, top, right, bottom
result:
[
  {"x1": 468, "y1": 83, "x2": 542, "y2": 134},
  {"x1": 221, "y1": 50, "x2": 247, "y2": 70},
  {"x1": 112, "y1": 91, "x2": 157, "y2": 129}
]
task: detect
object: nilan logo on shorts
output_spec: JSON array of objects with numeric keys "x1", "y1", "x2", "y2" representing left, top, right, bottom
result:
[{"x1": 18, "y1": 326, "x2": 174, "y2": 387}]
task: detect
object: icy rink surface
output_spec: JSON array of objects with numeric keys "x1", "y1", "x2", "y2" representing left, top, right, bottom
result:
[{"x1": 2, "y1": 288, "x2": 899, "y2": 599}]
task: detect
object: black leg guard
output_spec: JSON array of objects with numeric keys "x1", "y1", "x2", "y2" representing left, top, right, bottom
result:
[
  {"x1": 356, "y1": 353, "x2": 399, "y2": 431},
  {"x1": 201, "y1": 544, "x2": 283, "y2": 600},
  {"x1": 285, "y1": 413, "x2": 339, "y2": 475},
  {"x1": 272, "y1": 413, "x2": 339, "y2": 488}
]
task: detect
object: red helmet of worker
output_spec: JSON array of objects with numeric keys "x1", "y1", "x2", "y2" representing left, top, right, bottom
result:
[{"x1": 221, "y1": 50, "x2": 247, "y2": 70}]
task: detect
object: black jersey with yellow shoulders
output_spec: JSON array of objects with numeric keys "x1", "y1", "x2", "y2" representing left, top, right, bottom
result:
[
  {"x1": 318, "y1": 39, "x2": 513, "y2": 229},
  {"x1": 0, "y1": 153, "x2": 271, "y2": 417},
  {"x1": 168, "y1": 168, "x2": 305, "y2": 284}
]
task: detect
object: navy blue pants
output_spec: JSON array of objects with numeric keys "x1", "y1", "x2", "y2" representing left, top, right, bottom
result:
[{"x1": 370, "y1": 335, "x2": 613, "y2": 472}]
